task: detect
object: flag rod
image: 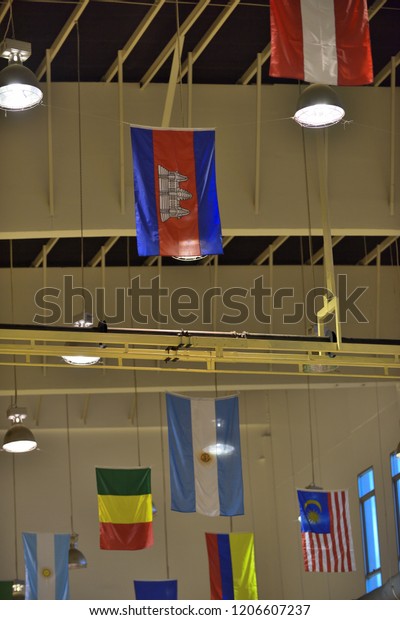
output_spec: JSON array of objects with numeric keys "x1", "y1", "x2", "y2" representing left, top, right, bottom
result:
[
  {"x1": 161, "y1": 34, "x2": 185, "y2": 128},
  {"x1": 118, "y1": 50, "x2": 126, "y2": 215},
  {"x1": 315, "y1": 130, "x2": 342, "y2": 348},
  {"x1": 390, "y1": 56, "x2": 396, "y2": 216},
  {"x1": 254, "y1": 53, "x2": 262, "y2": 215},
  {"x1": 187, "y1": 51, "x2": 193, "y2": 127},
  {"x1": 46, "y1": 49, "x2": 55, "y2": 217}
]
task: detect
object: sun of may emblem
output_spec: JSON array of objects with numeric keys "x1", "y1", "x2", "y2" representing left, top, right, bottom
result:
[
  {"x1": 200, "y1": 451, "x2": 212, "y2": 464},
  {"x1": 42, "y1": 567, "x2": 52, "y2": 578}
]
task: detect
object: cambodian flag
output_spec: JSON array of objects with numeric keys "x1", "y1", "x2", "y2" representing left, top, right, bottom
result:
[{"x1": 130, "y1": 126, "x2": 223, "y2": 257}]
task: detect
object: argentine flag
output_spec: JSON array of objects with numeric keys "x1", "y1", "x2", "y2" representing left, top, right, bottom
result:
[
  {"x1": 22, "y1": 533, "x2": 70, "y2": 600},
  {"x1": 166, "y1": 393, "x2": 243, "y2": 517}
]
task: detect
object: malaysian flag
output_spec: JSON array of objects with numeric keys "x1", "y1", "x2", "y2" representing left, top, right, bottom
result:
[{"x1": 297, "y1": 489, "x2": 356, "y2": 572}]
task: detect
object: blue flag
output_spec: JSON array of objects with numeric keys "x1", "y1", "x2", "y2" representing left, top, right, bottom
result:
[
  {"x1": 134, "y1": 580, "x2": 178, "y2": 600},
  {"x1": 22, "y1": 532, "x2": 70, "y2": 600},
  {"x1": 130, "y1": 126, "x2": 223, "y2": 257},
  {"x1": 166, "y1": 393, "x2": 244, "y2": 516}
]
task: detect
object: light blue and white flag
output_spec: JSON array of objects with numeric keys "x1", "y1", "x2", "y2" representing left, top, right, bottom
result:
[
  {"x1": 166, "y1": 393, "x2": 243, "y2": 517},
  {"x1": 22, "y1": 532, "x2": 70, "y2": 600}
]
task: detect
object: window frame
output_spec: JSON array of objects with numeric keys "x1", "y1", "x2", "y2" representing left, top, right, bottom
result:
[
  {"x1": 358, "y1": 467, "x2": 382, "y2": 593},
  {"x1": 390, "y1": 452, "x2": 400, "y2": 570}
]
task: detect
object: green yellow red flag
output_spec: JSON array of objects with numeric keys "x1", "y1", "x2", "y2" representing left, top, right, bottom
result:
[{"x1": 96, "y1": 467, "x2": 153, "y2": 550}]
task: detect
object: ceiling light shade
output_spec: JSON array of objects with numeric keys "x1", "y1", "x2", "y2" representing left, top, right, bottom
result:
[
  {"x1": 0, "y1": 39, "x2": 43, "y2": 111},
  {"x1": 68, "y1": 533, "x2": 87, "y2": 569},
  {"x1": 172, "y1": 255, "x2": 207, "y2": 262},
  {"x1": 12, "y1": 579, "x2": 25, "y2": 599},
  {"x1": 294, "y1": 84, "x2": 345, "y2": 129},
  {"x1": 2, "y1": 406, "x2": 37, "y2": 453},
  {"x1": 61, "y1": 313, "x2": 101, "y2": 366},
  {"x1": 62, "y1": 352, "x2": 101, "y2": 366}
]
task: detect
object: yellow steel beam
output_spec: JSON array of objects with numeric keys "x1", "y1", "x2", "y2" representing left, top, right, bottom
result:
[
  {"x1": 0, "y1": 326, "x2": 399, "y2": 379},
  {"x1": 0, "y1": 359, "x2": 397, "y2": 382},
  {"x1": 1, "y1": 325, "x2": 400, "y2": 356},
  {"x1": 36, "y1": 0, "x2": 90, "y2": 80},
  {"x1": 140, "y1": 0, "x2": 211, "y2": 89},
  {"x1": 102, "y1": 0, "x2": 167, "y2": 83}
]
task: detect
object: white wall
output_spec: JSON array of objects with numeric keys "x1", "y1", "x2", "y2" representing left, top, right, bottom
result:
[
  {"x1": 0, "y1": 263, "x2": 398, "y2": 395},
  {"x1": 0, "y1": 384, "x2": 398, "y2": 600},
  {"x1": 0, "y1": 84, "x2": 398, "y2": 238}
]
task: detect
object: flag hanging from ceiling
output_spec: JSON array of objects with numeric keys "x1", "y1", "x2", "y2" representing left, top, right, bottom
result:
[
  {"x1": 166, "y1": 393, "x2": 243, "y2": 517},
  {"x1": 205, "y1": 532, "x2": 258, "y2": 600},
  {"x1": 269, "y1": 0, "x2": 373, "y2": 85},
  {"x1": 134, "y1": 579, "x2": 178, "y2": 600},
  {"x1": 130, "y1": 125, "x2": 223, "y2": 257},
  {"x1": 96, "y1": 467, "x2": 153, "y2": 551},
  {"x1": 22, "y1": 532, "x2": 70, "y2": 600},
  {"x1": 297, "y1": 488, "x2": 356, "y2": 572}
]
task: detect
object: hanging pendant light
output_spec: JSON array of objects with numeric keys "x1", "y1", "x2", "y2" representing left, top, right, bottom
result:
[
  {"x1": 61, "y1": 313, "x2": 102, "y2": 366},
  {"x1": 68, "y1": 533, "x2": 87, "y2": 569},
  {"x1": 12, "y1": 579, "x2": 25, "y2": 599},
  {"x1": 65, "y1": 395, "x2": 87, "y2": 569},
  {"x1": 0, "y1": 39, "x2": 43, "y2": 111},
  {"x1": 294, "y1": 83, "x2": 345, "y2": 129},
  {"x1": 172, "y1": 255, "x2": 207, "y2": 262},
  {"x1": 2, "y1": 405, "x2": 37, "y2": 453}
]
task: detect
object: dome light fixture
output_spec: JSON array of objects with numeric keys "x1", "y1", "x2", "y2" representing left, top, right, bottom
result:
[
  {"x1": 61, "y1": 313, "x2": 102, "y2": 366},
  {"x1": 294, "y1": 83, "x2": 345, "y2": 129},
  {"x1": 68, "y1": 533, "x2": 87, "y2": 569},
  {"x1": 12, "y1": 579, "x2": 25, "y2": 599},
  {"x1": 0, "y1": 39, "x2": 43, "y2": 112},
  {"x1": 172, "y1": 255, "x2": 207, "y2": 262},
  {"x1": 2, "y1": 405, "x2": 37, "y2": 453}
]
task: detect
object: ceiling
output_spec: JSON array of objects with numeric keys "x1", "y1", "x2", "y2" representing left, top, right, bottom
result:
[{"x1": 1, "y1": 0, "x2": 400, "y2": 270}]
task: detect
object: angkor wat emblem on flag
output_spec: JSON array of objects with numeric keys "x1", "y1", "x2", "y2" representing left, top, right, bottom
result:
[{"x1": 158, "y1": 165, "x2": 192, "y2": 222}]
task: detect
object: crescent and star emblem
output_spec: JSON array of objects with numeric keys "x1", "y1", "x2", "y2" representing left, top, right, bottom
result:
[{"x1": 303, "y1": 499, "x2": 323, "y2": 524}]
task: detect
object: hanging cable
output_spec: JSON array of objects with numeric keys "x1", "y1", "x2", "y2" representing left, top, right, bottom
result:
[
  {"x1": 299, "y1": 80, "x2": 316, "y2": 294},
  {"x1": 12, "y1": 455, "x2": 19, "y2": 580},
  {"x1": 65, "y1": 395, "x2": 74, "y2": 534},
  {"x1": 76, "y1": 21, "x2": 85, "y2": 296},
  {"x1": 127, "y1": 238, "x2": 141, "y2": 462},
  {"x1": 174, "y1": 0, "x2": 185, "y2": 127},
  {"x1": 299, "y1": 237, "x2": 317, "y2": 487},
  {"x1": 9, "y1": 240, "x2": 17, "y2": 405}
]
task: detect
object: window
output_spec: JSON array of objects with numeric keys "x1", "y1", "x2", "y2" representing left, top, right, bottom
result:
[
  {"x1": 390, "y1": 453, "x2": 400, "y2": 570},
  {"x1": 358, "y1": 467, "x2": 382, "y2": 593}
]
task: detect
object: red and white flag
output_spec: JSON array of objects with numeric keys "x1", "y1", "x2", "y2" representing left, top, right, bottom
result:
[{"x1": 269, "y1": 0, "x2": 373, "y2": 86}]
